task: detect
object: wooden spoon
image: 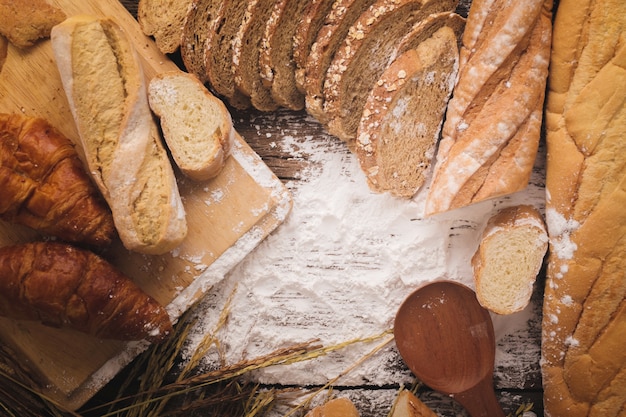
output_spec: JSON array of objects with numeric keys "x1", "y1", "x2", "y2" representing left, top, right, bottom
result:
[{"x1": 393, "y1": 280, "x2": 505, "y2": 417}]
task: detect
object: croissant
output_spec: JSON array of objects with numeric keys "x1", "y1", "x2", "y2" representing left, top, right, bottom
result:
[
  {"x1": 0, "y1": 242, "x2": 173, "y2": 343},
  {"x1": 0, "y1": 113, "x2": 115, "y2": 246}
]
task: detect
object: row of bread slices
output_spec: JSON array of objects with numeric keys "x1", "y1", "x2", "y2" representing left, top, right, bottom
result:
[{"x1": 139, "y1": 0, "x2": 467, "y2": 198}]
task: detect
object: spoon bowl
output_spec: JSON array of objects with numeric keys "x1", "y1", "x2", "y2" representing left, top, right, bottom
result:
[{"x1": 394, "y1": 280, "x2": 505, "y2": 417}]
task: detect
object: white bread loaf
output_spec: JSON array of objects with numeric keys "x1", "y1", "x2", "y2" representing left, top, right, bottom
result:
[
  {"x1": 390, "y1": 390, "x2": 437, "y2": 417},
  {"x1": 51, "y1": 15, "x2": 187, "y2": 255},
  {"x1": 424, "y1": 0, "x2": 552, "y2": 216},
  {"x1": 355, "y1": 25, "x2": 459, "y2": 198},
  {"x1": 541, "y1": 0, "x2": 626, "y2": 416},
  {"x1": 472, "y1": 205, "x2": 548, "y2": 315},
  {"x1": 305, "y1": 397, "x2": 360, "y2": 417},
  {"x1": 148, "y1": 70, "x2": 234, "y2": 182}
]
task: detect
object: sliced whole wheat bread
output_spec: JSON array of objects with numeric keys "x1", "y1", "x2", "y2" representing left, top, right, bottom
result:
[
  {"x1": 323, "y1": 0, "x2": 459, "y2": 144},
  {"x1": 355, "y1": 25, "x2": 460, "y2": 198},
  {"x1": 259, "y1": 0, "x2": 309, "y2": 110},
  {"x1": 179, "y1": 0, "x2": 222, "y2": 83},
  {"x1": 138, "y1": 0, "x2": 193, "y2": 54}
]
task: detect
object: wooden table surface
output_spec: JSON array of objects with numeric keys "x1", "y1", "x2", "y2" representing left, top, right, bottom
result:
[{"x1": 107, "y1": 2, "x2": 545, "y2": 416}]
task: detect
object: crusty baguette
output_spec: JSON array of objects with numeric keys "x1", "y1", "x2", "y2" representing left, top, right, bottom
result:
[
  {"x1": 137, "y1": 0, "x2": 193, "y2": 54},
  {"x1": 0, "y1": 113, "x2": 116, "y2": 246},
  {"x1": 148, "y1": 70, "x2": 234, "y2": 181},
  {"x1": 0, "y1": 0, "x2": 66, "y2": 49},
  {"x1": 51, "y1": 15, "x2": 187, "y2": 255},
  {"x1": 0, "y1": 242, "x2": 172, "y2": 343},
  {"x1": 472, "y1": 205, "x2": 548, "y2": 315},
  {"x1": 355, "y1": 26, "x2": 459, "y2": 197},
  {"x1": 424, "y1": 0, "x2": 552, "y2": 216},
  {"x1": 541, "y1": 0, "x2": 626, "y2": 416},
  {"x1": 305, "y1": 397, "x2": 360, "y2": 417},
  {"x1": 390, "y1": 390, "x2": 437, "y2": 417},
  {"x1": 323, "y1": 0, "x2": 458, "y2": 144}
]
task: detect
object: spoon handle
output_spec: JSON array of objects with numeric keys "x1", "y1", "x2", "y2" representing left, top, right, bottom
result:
[{"x1": 450, "y1": 374, "x2": 505, "y2": 417}]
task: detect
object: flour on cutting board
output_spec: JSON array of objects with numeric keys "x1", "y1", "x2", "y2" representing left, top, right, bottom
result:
[{"x1": 182, "y1": 112, "x2": 546, "y2": 387}]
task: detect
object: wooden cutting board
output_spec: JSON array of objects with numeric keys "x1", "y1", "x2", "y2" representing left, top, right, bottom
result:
[{"x1": 0, "y1": 0, "x2": 292, "y2": 410}]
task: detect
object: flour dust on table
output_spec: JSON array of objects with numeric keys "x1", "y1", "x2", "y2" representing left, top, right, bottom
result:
[{"x1": 181, "y1": 111, "x2": 546, "y2": 391}]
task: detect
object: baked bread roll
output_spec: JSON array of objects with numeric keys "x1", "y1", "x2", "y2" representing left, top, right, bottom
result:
[
  {"x1": 391, "y1": 390, "x2": 437, "y2": 417},
  {"x1": 148, "y1": 70, "x2": 234, "y2": 182},
  {"x1": 51, "y1": 15, "x2": 187, "y2": 255},
  {"x1": 0, "y1": 242, "x2": 172, "y2": 343},
  {"x1": 472, "y1": 205, "x2": 547, "y2": 315},
  {"x1": 137, "y1": 0, "x2": 193, "y2": 54},
  {"x1": 305, "y1": 397, "x2": 360, "y2": 417},
  {"x1": 424, "y1": 0, "x2": 552, "y2": 215},
  {"x1": 0, "y1": 113, "x2": 115, "y2": 247},
  {"x1": 541, "y1": 0, "x2": 626, "y2": 416},
  {"x1": 355, "y1": 25, "x2": 459, "y2": 197},
  {"x1": 0, "y1": 0, "x2": 66, "y2": 49}
]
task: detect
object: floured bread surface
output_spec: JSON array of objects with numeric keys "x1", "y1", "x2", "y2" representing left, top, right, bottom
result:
[
  {"x1": 541, "y1": 0, "x2": 626, "y2": 416},
  {"x1": 149, "y1": 70, "x2": 233, "y2": 181},
  {"x1": 51, "y1": 15, "x2": 187, "y2": 255},
  {"x1": 472, "y1": 205, "x2": 548, "y2": 315},
  {"x1": 356, "y1": 25, "x2": 459, "y2": 198}
]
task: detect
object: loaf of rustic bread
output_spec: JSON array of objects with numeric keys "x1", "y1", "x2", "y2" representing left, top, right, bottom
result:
[
  {"x1": 148, "y1": 70, "x2": 234, "y2": 182},
  {"x1": 541, "y1": 0, "x2": 626, "y2": 416},
  {"x1": 0, "y1": 113, "x2": 116, "y2": 247},
  {"x1": 0, "y1": 0, "x2": 66, "y2": 49},
  {"x1": 424, "y1": 0, "x2": 553, "y2": 216},
  {"x1": 472, "y1": 205, "x2": 548, "y2": 315},
  {"x1": 51, "y1": 15, "x2": 187, "y2": 255}
]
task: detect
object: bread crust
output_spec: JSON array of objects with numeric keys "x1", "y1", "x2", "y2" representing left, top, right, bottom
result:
[
  {"x1": 51, "y1": 15, "x2": 187, "y2": 255},
  {"x1": 424, "y1": 0, "x2": 552, "y2": 215},
  {"x1": 541, "y1": 0, "x2": 626, "y2": 415}
]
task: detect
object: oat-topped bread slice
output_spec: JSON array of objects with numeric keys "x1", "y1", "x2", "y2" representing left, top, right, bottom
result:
[
  {"x1": 323, "y1": 0, "x2": 459, "y2": 144},
  {"x1": 259, "y1": 0, "x2": 309, "y2": 110},
  {"x1": 179, "y1": 0, "x2": 223, "y2": 82},
  {"x1": 233, "y1": 0, "x2": 280, "y2": 111},
  {"x1": 138, "y1": 0, "x2": 193, "y2": 54},
  {"x1": 303, "y1": 0, "x2": 378, "y2": 123},
  {"x1": 203, "y1": 0, "x2": 251, "y2": 109},
  {"x1": 355, "y1": 26, "x2": 459, "y2": 198},
  {"x1": 292, "y1": 0, "x2": 337, "y2": 92}
]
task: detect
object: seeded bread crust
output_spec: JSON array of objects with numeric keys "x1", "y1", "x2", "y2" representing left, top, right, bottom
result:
[
  {"x1": 355, "y1": 25, "x2": 459, "y2": 197},
  {"x1": 232, "y1": 0, "x2": 279, "y2": 111},
  {"x1": 259, "y1": 0, "x2": 309, "y2": 110},
  {"x1": 138, "y1": 0, "x2": 192, "y2": 54},
  {"x1": 323, "y1": 0, "x2": 458, "y2": 144},
  {"x1": 292, "y1": 0, "x2": 337, "y2": 93},
  {"x1": 303, "y1": 0, "x2": 378, "y2": 123}
]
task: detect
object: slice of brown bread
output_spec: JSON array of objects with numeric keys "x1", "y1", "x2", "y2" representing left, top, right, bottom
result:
[
  {"x1": 259, "y1": 0, "x2": 309, "y2": 110},
  {"x1": 203, "y1": 0, "x2": 251, "y2": 109},
  {"x1": 303, "y1": 0, "x2": 378, "y2": 123},
  {"x1": 232, "y1": 0, "x2": 279, "y2": 111},
  {"x1": 292, "y1": 0, "x2": 337, "y2": 92},
  {"x1": 179, "y1": 0, "x2": 222, "y2": 82},
  {"x1": 355, "y1": 25, "x2": 459, "y2": 197},
  {"x1": 138, "y1": 0, "x2": 193, "y2": 54},
  {"x1": 323, "y1": 0, "x2": 459, "y2": 144}
]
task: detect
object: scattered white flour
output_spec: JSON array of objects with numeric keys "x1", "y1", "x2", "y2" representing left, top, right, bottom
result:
[{"x1": 181, "y1": 116, "x2": 547, "y2": 390}]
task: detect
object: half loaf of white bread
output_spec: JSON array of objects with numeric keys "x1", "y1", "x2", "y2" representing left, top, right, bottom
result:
[
  {"x1": 424, "y1": 0, "x2": 552, "y2": 215},
  {"x1": 51, "y1": 15, "x2": 187, "y2": 255},
  {"x1": 472, "y1": 205, "x2": 548, "y2": 315},
  {"x1": 541, "y1": 0, "x2": 626, "y2": 416},
  {"x1": 148, "y1": 70, "x2": 234, "y2": 182}
]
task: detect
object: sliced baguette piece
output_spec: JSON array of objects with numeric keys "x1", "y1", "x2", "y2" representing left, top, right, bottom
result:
[
  {"x1": 259, "y1": 0, "x2": 309, "y2": 110},
  {"x1": 424, "y1": 0, "x2": 552, "y2": 215},
  {"x1": 51, "y1": 15, "x2": 187, "y2": 255},
  {"x1": 305, "y1": 398, "x2": 360, "y2": 417},
  {"x1": 202, "y1": 0, "x2": 251, "y2": 109},
  {"x1": 148, "y1": 70, "x2": 234, "y2": 181},
  {"x1": 292, "y1": 0, "x2": 336, "y2": 92},
  {"x1": 137, "y1": 0, "x2": 192, "y2": 54},
  {"x1": 355, "y1": 25, "x2": 459, "y2": 198},
  {"x1": 472, "y1": 204, "x2": 548, "y2": 315},
  {"x1": 232, "y1": 0, "x2": 279, "y2": 111},
  {"x1": 303, "y1": 0, "x2": 378, "y2": 123},
  {"x1": 323, "y1": 0, "x2": 459, "y2": 143},
  {"x1": 179, "y1": 0, "x2": 222, "y2": 83},
  {"x1": 391, "y1": 390, "x2": 438, "y2": 417}
]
